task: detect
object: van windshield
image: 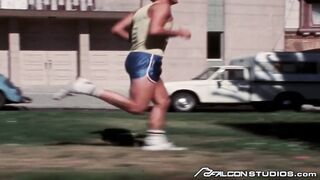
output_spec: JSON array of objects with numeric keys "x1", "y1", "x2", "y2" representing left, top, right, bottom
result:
[{"x1": 193, "y1": 67, "x2": 219, "y2": 80}]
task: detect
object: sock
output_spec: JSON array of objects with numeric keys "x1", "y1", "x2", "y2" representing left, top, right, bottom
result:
[
  {"x1": 147, "y1": 129, "x2": 166, "y2": 135},
  {"x1": 91, "y1": 88, "x2": 104, "y2": 98},
  {"x1": 145, "y1": 129, "x2": 169, "y2": 145}
]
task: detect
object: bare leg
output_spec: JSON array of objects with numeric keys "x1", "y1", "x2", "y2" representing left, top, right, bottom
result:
[
  {"x1": 143, "y1": 80, "x2": 187, "y2": 151},
  {"x1": 97, "y1": 76, "x2": 155, "y2": 114},
  {"x1": 53, "y1": 77, "x2": 186, "y2": 150},
  {"x1": 148, "y1": 80, "x2": 171, "y2": 130},
  {"x1": 53, "y1": 76, "x2": 156, "y2": 114}
]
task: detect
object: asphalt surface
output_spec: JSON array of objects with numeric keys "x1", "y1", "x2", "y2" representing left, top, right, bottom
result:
[{"x1": 6, "y1": 87, "x2": 320, "y2": 111}]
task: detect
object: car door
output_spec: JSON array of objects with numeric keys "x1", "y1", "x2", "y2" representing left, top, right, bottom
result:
[{"x1": 206, "y1": 68, "x2": 251, "y2": 103}]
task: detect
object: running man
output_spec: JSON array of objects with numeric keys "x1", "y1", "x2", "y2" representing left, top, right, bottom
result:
[{"x1": 53, "y1": 0, "x2": 191, "y2": 151}]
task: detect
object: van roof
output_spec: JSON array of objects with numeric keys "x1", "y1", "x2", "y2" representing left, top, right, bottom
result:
[
  {"x1": 231, "y1": 51, "x2": 320, "y2": 64},
  {"x1": 209, "y1": 65, "x2": 245, "y2": 69}
]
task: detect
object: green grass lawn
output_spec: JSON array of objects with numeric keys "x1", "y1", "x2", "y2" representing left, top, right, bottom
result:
[
  {"x1": 1, "y1": 110, "x2": 319, "y2": 152},
  {"x1": 0, "y1": 110, "x2": 320, "y2": 179}
]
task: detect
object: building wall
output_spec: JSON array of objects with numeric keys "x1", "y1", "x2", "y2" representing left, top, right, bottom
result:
[
  {"x1": 0, "y1": 0, "x2": 208, "y2": 89},
  {"x1": 285, "y1": 0, "x2": 300, "y2": 30},
  {"x1": 0, "y1": 19, "x2": 9, "y2": 76},
  {"x1": 284, "y1": 0, "x2": 320, "y2": 51},
  {"x1": 208, "y1": 0, "x2": 224, "y2": 32},
  {"x1": 95, "y1": 0, "x2": 140, "y2": 11},
  {"x1": 161, "y1": 0, "x2": 208, "y2": 81},
  {"x1": 286, "y1": 33, "x2": 320, "y2": 51},
  {"x1": 224, "y1": 0, "x2": 286, "y2": 63}
]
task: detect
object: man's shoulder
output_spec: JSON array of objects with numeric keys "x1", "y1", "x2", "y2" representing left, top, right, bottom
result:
[
  {"x1": 149, "y1": 2, "x2": 171, "y2": 14},
  {"x1": 150, "y1": 2, "x2": 171, "y2": 10}
]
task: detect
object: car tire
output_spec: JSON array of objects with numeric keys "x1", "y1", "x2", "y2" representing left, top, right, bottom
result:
[
  {"x1": 171, "y1": 92, "x2": 197, "y2": 112},
  {"x1": 274, "y1": 93, "x2": 303, "y2": 111},
  {"x1": 0, "y1": 91, "x2": 5, "y2": 109}
]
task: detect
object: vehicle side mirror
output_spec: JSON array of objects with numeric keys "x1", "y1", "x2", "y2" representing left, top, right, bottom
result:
[{"x1": 217, "y1": 80, "x2": 222, "y2": 88}]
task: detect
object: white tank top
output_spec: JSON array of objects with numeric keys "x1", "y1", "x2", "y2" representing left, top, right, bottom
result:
[{"x1": 131, "y1": 2, "x2": 173, "y2": 56}]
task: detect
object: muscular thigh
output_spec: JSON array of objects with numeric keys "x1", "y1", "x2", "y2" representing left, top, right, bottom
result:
[{"x1": 130, "y1": 76, "x2": 156, "y2": 106}]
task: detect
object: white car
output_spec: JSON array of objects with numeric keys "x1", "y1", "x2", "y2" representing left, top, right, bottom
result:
[{"x1": 165, "y1": 66, "x2": 250, "y2": 112}]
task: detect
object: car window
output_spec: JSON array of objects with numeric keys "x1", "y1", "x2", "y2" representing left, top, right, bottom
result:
[
  {"x1": 215, "y1": 69, "x2": 245, "y2": 80},
  {"x1": 193, "y1": 67, "x2": 219, "y2": 80}
]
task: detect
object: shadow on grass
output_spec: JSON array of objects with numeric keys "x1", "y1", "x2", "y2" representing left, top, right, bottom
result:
[
  {"x1": 0, "y1": 105, "x2": 29, "y2": 111},
  {"x1": 221, "y1": 122, "x2": 320, "y2": 149},
  {"x1": 47, "y1": 128, "x2": 145, "y2": 147}
]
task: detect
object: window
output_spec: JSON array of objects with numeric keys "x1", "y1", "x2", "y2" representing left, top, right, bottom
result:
[
  {"x1": 193, "y1": 67, "x2": 219, "y2": 80},
  {"x1": 272, "y1": 62, "x2": 318, "y2": 74},
  {"x1": 312, "y1": 3, "x2": 320, "y2": 24},
  {"x1": 299, "y1": 0, "x2": 320, "y2": 33},
  {"x1": 216, "y1": 69, "x2": 245, "y2": 81},
  {"x1": 207, "y1": 32, "x2": 222, "y2": 59}
]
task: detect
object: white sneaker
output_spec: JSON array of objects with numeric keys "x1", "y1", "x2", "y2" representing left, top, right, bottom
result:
[
  {"x1": 142, "y1": 134, "x2": 187, "y2": 151},
  {"x1": 142, "y1": 142, "x2": 187, "y2": 151},
  {"x1": 53, "y1": 78, "x2": 96, "y2": 100}
]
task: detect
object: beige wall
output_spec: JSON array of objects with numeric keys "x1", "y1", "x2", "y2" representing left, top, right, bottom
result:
[
  {"x1": 163, "y1": 0, "x2": 208, "y2": 81},
  {"x1": 0, "y1": 51, "x2": 8, "y2": 76},
  {"x1": 95, "y1": 0, "x2": 140, "y2": 11},
  {"x1": 224, "y1": 0, "x2": 286, "y2": 63},
  {"x1": 285, "y1": 0, "x2": 300, "y2": 30},
  {"x1": 208, "y1": 0, "x2": 224, "y2": 32},
  {"x1": 0, "y1": 19, "x2": 8, "y2": 76}
]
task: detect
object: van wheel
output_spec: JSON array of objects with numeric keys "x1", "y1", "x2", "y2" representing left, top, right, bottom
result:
[
  {"x1": 171, "y1": 92, "x2": 197, "y2": 112},
  {"x1": 274, "y1": 93, "x2": 303, "y2": 111},
  {"x1": 0, "y1": 92, "x2": 5, "y2": 109}
]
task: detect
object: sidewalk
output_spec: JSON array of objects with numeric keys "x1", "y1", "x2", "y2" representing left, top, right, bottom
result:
[
  {"x1": 13, "y1": 87, "x2": 126, "y2": 109},
  {"x1": 10, "y1": 87, "x2": 320, "y2": 111}
]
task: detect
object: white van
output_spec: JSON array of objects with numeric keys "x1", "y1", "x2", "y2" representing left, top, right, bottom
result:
[{"x1": 165, "y1": 52, "x2": 320, "y2": 112}]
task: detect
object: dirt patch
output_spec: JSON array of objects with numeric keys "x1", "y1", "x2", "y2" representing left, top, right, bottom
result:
[{"x1": 0, "y1": 144, "x2": 319, "y2": 175}]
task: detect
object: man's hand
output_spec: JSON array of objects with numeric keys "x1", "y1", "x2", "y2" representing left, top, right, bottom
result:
[{"x1": 178, "y1": 28, "x2": 191, "y2": 39}]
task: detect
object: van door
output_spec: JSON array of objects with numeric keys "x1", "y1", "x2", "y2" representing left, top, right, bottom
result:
[{"x1": 208, "y1": 68, "x2": 251, "y2": 103}]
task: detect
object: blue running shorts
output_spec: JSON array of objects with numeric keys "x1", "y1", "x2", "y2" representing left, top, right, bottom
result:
[{"x1": 125, "y1": 52, "x2": 163, "y2": 83}]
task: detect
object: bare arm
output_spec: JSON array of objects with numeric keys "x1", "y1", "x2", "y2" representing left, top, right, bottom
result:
[
  {"x1": 111, "y1": 13, "x2": 134, "y2": 41},
  {"x1": 149, "y1": 3, "x2": 191, "y2": 39}
]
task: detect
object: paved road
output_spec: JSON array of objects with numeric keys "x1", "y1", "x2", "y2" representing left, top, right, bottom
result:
[
  {"x1": 11, "y1": 87, "x2": 126, "y2": 109},
  {"x1": 8, "y1": 87, "x2": 320, "y2": 111}
]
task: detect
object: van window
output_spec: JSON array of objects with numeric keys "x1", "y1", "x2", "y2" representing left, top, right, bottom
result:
[
  {"x1": 217, "y1": 69, "x2": 245, "y2": 80},
  {"x1": 272, "y1": 62, "x2": 318, "y2": 74}
]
